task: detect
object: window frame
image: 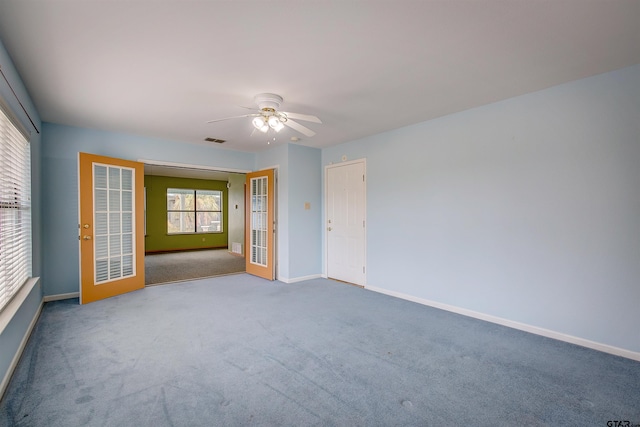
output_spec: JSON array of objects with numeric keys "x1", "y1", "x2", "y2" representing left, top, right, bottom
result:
[{"x1": 166, "y1": 188, "x2": 223, "y2": 234}]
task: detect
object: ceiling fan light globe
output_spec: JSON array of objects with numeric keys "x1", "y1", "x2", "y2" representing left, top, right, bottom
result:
[
  {"x1": 273, "y1": 122, "x2": 284, "y2": 132},
  {"x1": 268, "y1": 116, "x2": 280, "y2": 128},
  {"x1": 259, "y1": 124, "x2": 269, "y2": 133},
  {"x1": 252, "y1": 117, "x2": 265, "y2": 130}
]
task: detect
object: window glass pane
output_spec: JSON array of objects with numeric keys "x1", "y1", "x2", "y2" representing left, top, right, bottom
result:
[
  {"x1": 96, "y1": 260, "x2": 109, "y2": 282},
  {"x1": 95, "y1": 212, "x2": 108, "y2": 235},
  {"x1": 109, "y1": 258, "x2": 122, "y2": 280},
  {"x1": 122, "y1": 233, "x2": 133, "y2": 254},
  {"x1": 122, "y1": 255, "x2": 133, "y2": 276},
  {"x1": 122, "y1": 190, "x2": 132, "y2": 211},
  {"x1": 197, "y1": 211, "x2": 221, "y2": 232},
  {"x1": 110, "y1": 234, "x2": 122, "y2": 256},
  {"x1": 122, "y1": 212, "x2": 132, "y2": 233},
  {"x1": 108, "y1": 167, "x2": 120, "y2": 190},
  {"x1": 94, "y1": 166, "x2": 107, "y2": 189},
  {"x1": 95, "y1": 235, "x2": 108, "y2": 259},
  {"x1": 109, "y1": 213, "x2": 121, "y2": 234},
  {"x1": 121, "y1": 169, "x2": 132, "y2": 191},
  {"x1": 109, "y1": 190, "x2": 120, "y2": 211},
  {"x1": 196, "y1": 190, "x2": 221, "y2": 211},
  {"x1": 95, "y1": 189, "x2": 108, "y2": 212},
  {"x1": 167, "y1": 211, "x2": 195, "y2": 233},
  {"x1": 167, "y1": 188, "x2": 194, "y2": 211}
]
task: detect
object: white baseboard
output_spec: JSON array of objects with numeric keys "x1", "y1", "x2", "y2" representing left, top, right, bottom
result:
[
  {"x1": 0, "y1": 299, "x2": 43, "y2": 400},
  {"x1": 278, "y1": 274, "x2": 323, "y2": 284},
  {"x1": 43, "y1": 292, "x2": 79, "y2": 302},
  {"x1": 365, "y1": 285, "x2": 640, "y2": 362}
]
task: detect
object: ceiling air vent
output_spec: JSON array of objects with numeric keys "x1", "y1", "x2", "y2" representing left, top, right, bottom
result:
[{"x1": 204, "y1": 137, "x2": 226, "y2": 143}]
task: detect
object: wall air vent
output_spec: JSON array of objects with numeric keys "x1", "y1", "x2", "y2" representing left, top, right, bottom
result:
[{"x1": 204, "y1": 137, "x2": 226, "y2": 143}]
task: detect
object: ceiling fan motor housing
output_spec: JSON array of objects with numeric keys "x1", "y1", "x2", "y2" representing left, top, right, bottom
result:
[{"x1": 255, "y1": 93, "x2": 283, "y2": 111}]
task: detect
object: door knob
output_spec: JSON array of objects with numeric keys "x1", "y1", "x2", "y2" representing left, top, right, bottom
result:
[
  {"x1": 83, "y1": 235, "x2": 92, "y2": 240},
  {"x1": 327, "y1": 227, "x2": 332, "y2": 231}
]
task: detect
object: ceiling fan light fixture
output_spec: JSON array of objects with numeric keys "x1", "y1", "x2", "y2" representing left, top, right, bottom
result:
[
  {"x1": 252, "y1": 117, "x2": 265, "y2": 130},
  {"x1": 268, "y1": 116, "x2": 280, "y2": 127},
  {"x1": 268, "y1": 116, "x2": 284, "y2": 132},
  {"x1": 207, "y1": 93, "x2": 321, "y2": 139}
]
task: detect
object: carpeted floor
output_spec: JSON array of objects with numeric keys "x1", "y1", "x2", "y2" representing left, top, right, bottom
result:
[
  {"x1": 1, "y1": 275, "x2": 639, "y2": 426},
  {"x1": 144, "y1": 248, "x2": 245, "y2": 285}
]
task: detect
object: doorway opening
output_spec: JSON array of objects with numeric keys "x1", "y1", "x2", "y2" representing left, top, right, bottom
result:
[{"x1": 143, "y1": 161, "x2": 248, "y2": 285}]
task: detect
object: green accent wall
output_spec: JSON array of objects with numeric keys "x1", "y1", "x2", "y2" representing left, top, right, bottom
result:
[{"x1": 144, "y1": 175, "x2": 229, "y2": 252}]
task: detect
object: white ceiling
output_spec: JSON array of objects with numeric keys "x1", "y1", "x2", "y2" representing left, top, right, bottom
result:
[{"x1": 0, "y1": 0, "x2": 638, "y2": 153}]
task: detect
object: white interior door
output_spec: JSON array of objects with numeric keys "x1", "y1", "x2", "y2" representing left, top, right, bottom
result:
[{"x1": 326, "y1": 160, "x2": 366, "y2": 286}]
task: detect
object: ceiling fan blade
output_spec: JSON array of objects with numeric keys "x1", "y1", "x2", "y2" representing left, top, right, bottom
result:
[
  {"x1": 206, "y1": 113, "x2": 258, "y2": 124},
  {"x1": 282, "y1": 111, "x2": 322, "y2": 123},
  {"x1": 238, "y1": 105, "x2": 259, "y2": 111},
  {"x1": 284, "y1": 119, "x2": 316, "y2": 137}
]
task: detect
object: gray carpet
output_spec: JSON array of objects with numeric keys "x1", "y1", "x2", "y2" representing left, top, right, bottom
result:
[
  {"x1": 1, "y1": 275, "x2": 639, "y2": 426},
  {"x1": 145, "y1": 249, "x2": 245, "y2": 285}
]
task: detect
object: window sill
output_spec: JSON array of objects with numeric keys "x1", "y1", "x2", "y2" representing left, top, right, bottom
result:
[{"x1": 0, "y1": 277, "x2": 40, "y2": 335}]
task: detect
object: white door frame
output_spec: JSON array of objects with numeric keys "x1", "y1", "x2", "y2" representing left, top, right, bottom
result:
[{"x1": 324, "y1": 158, "x2": 367, "y2": 286}]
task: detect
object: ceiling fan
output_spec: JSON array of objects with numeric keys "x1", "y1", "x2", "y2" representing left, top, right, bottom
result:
[{"x1": 207, "y1": 93, "x2": 322, "y2": 137}]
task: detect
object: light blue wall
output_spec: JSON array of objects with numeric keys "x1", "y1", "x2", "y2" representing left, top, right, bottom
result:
[
  {"x1": 322, "y1": 64, "x2": 640, "y2": 353},
  {"x1": 288, "y1": 144, "x2": 322, "y2": 278},
  {"x1": 41, "y1": 123, "x2": 256, "y2": 296},
  {"x1": 255, "y1": 143, "x2": 323, "y2": 281},
  {"x1": 0, "y1": 40, "x2": 43, "y2": 391}
]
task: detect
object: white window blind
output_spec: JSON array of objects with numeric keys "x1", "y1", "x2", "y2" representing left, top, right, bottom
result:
[{"x1": 0, "y1": 102, "x2": 31, "y2": 313}]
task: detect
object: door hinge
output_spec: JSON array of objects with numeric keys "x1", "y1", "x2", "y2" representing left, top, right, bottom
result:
[
  {"x1": 363, "y1": 220, "x2": 365, "y2": 228},
  {"x1": 363, "y1": 174, "x2": 365, "y2": 182},
  {"x1": 363, "y1": 266, "x2": 365, "y2": 273}
]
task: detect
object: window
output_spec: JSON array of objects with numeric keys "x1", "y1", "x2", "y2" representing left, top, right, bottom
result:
[
  {"x1": 167, "y1": 188, "x2": 222, "y2": 234},
  {"x1": 0, "y1": 103, "x2": 31, "y2": 313}
]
